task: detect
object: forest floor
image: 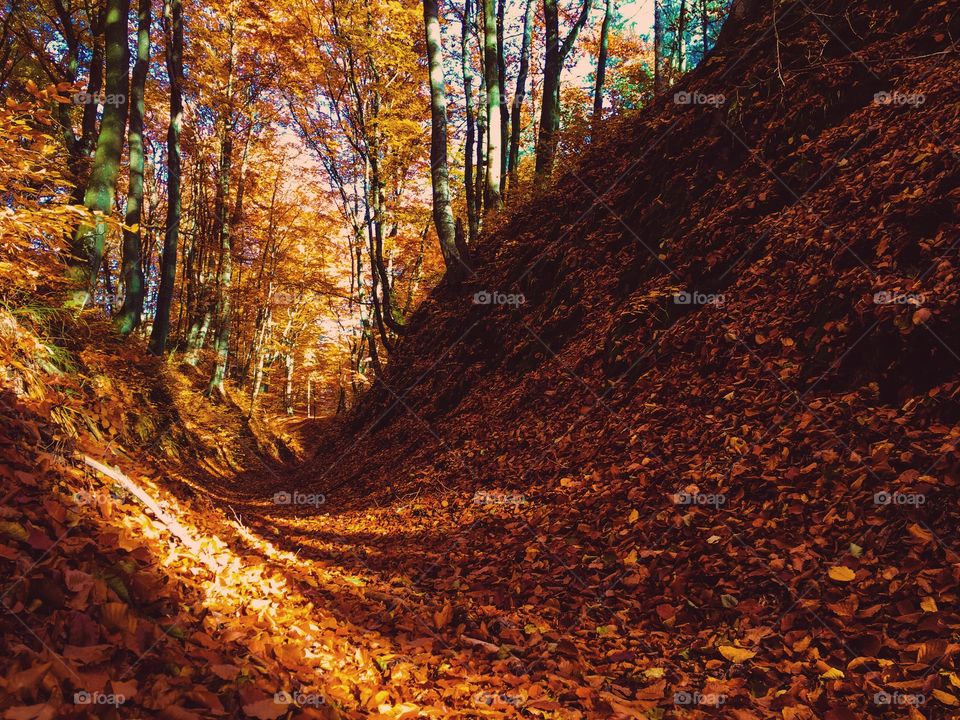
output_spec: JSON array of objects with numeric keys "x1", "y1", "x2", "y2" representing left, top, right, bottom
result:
[{"x1": 3, "y1": 0, "x2": 960, "y2": 718}]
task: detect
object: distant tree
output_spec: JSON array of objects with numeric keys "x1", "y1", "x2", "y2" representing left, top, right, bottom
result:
[
  {"x1": 535, "y1": 0, "x2": 593, "y2": 179},
  {"x1": 115, "y1": 0, "x2": 152, "y2": 334},
  {"x1": 593, "y1": 0, "x2": 614, "y2": 118},
  {"x1": 67, "y1": 0, "x2": 130, "y2": 309},
  {"x1": 149, "y1": 0, "x2": 184, "y2": 355},
  {"x1": 423, "y1": 0, "x2": 463, "y2": 276},
  {"x1": 482, "y1": 0, "x2": 502, "y2": 208}
]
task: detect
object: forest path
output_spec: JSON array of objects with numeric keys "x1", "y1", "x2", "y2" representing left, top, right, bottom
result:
[{"x1": 164, "y1": 411, "x2": 646, "y2": 719}]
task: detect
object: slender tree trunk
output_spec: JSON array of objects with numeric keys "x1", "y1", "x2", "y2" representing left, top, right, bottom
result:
[
  {"x1": 654, "y1": 0, "x2": 663, "y2": 92},
  {"x1": 535, "y1": 0, "x2": 591, "y2": 179},
  {"x1": 209, "y1": 133, "x2": 235, "y2": 392},
  {"x1": 475, "y1": 78, "x2": 486, "y2": 219},
  {"x1": 535, "y1": 0, "x2": 559, "y2": 178},
  {"x1": 507, "y1": 0, "x2": 535, "y2": 191},
  {"x1": 423, "y1": 0, "x2": 463, "y2": 277},
  {"x1": 66, "y1": 0, "x2": 130, "y2": 308},
  {"x1": 209, "y1": 16, "x2": 237, "y2": 394},
  {"x1": 701, "y1": 0, "x2": 708, "y2": 56},
  {"x1": 74, "y1": 5, "x2": 107, "y2": 181},
  {"x1": 284, "y1": 353, "x2": 295, "y2": 414},
  {"x1": 149, "y1": 0, "x2": 183, "y2": 354},
  {"x1": 496, "y1": 0, "x2": 508, "y2": 195},
  {"x1": 674, "y1": 0, "x2": 688, "y2": 75},
  {"x1": 461, "y1": 0, "x2": 477, "y2": 243},
  {"x1": 481, "y1": 0, "x2": 502, "y2": 209},
  {"x1": 593, "y1": 0, "x2": 612, "y2": 119},
  {"x1": 116, "y1": 0, "x2": 151, "y2": 334}
]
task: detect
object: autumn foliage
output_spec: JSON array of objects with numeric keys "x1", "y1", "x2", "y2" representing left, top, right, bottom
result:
[{"x1": 2, "y1": 0, "x2": 960, "y2": 717}]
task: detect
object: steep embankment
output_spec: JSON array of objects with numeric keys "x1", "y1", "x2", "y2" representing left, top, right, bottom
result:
[{"x1": 253, "y1": 0, "x2": 960, "y2": 716}]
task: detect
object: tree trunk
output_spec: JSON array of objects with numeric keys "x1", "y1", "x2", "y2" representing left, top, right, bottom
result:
[
  {"x1": 507, "y1": 0, "x2": 535, "y2": 191},
  {"x1": 149, "y1": 0, "x2": 183, "y2": 355},
  {"x1": 209, "y1": 132, "x2": 235, "y2": 392},
  {"x1": 535, "y1": 0, "x2": 592, "y2": 179},
  {"x1": 209, "y1": 16, "x2": 237, "y2": 394},
  {"x1": 481, "y1": 0, "x2": 502, "y2": 209},
  {"x1": 461, "y1": 0, "x2": 477, "y2": 244},
  {"x1": 593, "y1": 0, "x2": 612, "y2": 118},
  {"x1": 284, "y1": 353, "x2": 295, "y2": 415},
  {"x1": 74, "y1": 4, "x2": 107, "y2": 180},
  {"x1": 496, "y1": 0, "x2": 508, "y2": 195},
  {"x1": 423, "y1": 0, "x2": 463, "y2": 277},
  {"x1": 116, "y1": 0, "x2": 151, "y2": 335},
  {"x1": 674, "y1": 0, "x2": 688, "y2": 75},
  {"x1": 701, "y1": 0, "x2": 708, "y2": 56},
  {"x1": 654, "y1": 0, "x2": 663, "y2": 92},
  {"x1": 66, "y1": 0, "x2": 130, "y2": 308},
  {"x1": 475, "y1": 78, "x2": 486, "y2": 219}
]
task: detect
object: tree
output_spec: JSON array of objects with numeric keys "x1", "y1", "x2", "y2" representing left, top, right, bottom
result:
[
  {"x1": 461, "y1": 0, "x2": 478, "y2": 243},
  {"x1": 535, "y1": 0, "x2": 593, "y2": 179},
  {"x1": 66, "y1": 0, "x2": 130, "y2": 308},
  {"x1": 495, "y1": 0, "x2": 508, "y2": 195},
  {"x1": 481, "y1": 0, "x2": 502, "y2": 209},
  {"x1": 115, "y1": 0, "x2": 151, "y2": 334},
  {"x1": 149, "y1": 0, "x2": 184, "y2": 355},
  {"x1": 653, "y1": 0, "x2": 663, "y2": 92},
  {"x1": 507, "y1": 0, "x2": 535, "y2": 191},
  {"x1": 593, "y1": 0, "x2": 613, "y2": 118},
  {"x1": 423, "y1": 0, "x2": 464, "y2": 277},
  {"x1": 208, "y1": 11, "x2": 238, "y2": 395}
]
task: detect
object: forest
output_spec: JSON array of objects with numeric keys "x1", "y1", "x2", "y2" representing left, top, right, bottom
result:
[{"x1": 1, "y1": 0, "x2": 959, "y2": 716}]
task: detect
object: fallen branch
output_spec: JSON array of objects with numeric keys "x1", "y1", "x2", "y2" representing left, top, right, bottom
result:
[{"x1": 82, "y1": 455, "x2": 220, "y2": 573}]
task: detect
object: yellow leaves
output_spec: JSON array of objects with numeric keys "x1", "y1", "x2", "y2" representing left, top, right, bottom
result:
[
  {"x1": 623, "y1": 549, "x2": 637, "y2": 566},
  {"x1": 0, "y1": 521, "x2": 29, "y2": 542},
  {"x1": 912, "y1": 307, "x2": 932, "y2": 325},
  {"x1": 726, "y1": 436, "x2": 748, "y2": 454},
  {"x1": 643, "y1": 667, "x2": 666, "y2": 679},
  {"x1": 820, "y1": 667, "x2": 844, "y2": 680},
  {"x1": 932, "y1": 689, "x2": 959, "y2": 706},
  {"x1": 921, "y1": 596, "x2": 938, "y2": 613},
  {"x1": 627, "y1": 508, "x2": 639, "y2": 523},
  {"x1": 718, "y1": 645, "x2": 756, "y2": 662},
  {"x1": 101, "y1": 602, "x2": 135, "y2": 633},
  {"x1": 828, "y1": 566, "x2": 856, "y2": 582}
]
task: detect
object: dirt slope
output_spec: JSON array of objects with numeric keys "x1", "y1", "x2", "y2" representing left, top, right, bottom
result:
[{"x1": 248, "y1": 0, "x2": 960, "y2": 716}]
